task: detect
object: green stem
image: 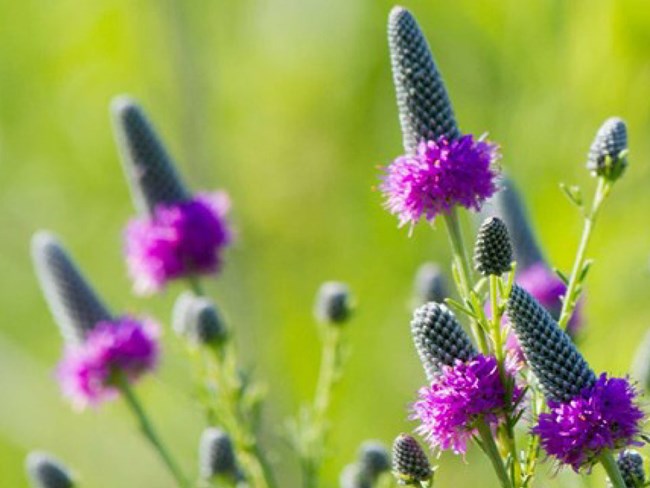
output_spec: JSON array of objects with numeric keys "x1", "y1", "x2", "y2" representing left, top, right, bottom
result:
[
  {"x1": 443, "y1": 210, "x2": 488, "y2": 353},
  {"x1": 600, "y1": 450, "x2": 627, "y2": 488},
  {"x1": 558, "y1": 177, "x2": 610, "y2": 329},
  {"x1": 187, "y1": 275, "x2": 206, "y2": 296},
  {"x1": 118, "y1": 378, "x2": 190, "y2": 488},
  {"x1": 301, "y1": 325, "x2": 343, "y2": 488},
  {"x1": 476, "y1": 420, "x2": 514, "y2": 488}
]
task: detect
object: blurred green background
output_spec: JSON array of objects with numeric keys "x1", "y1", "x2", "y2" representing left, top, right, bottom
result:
[{"x1": 1, "y1": 0, "x2": 650, "y2": 486}]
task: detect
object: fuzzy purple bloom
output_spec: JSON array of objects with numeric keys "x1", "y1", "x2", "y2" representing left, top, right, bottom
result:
[
  {"x1": 505, "y1": 263, "x2": 584, "y2": 361},
  {"x1": 380, "y1": 135, "x2": 499, "y2": 232},
  {"x1": 125, "y1": 192, "x2": 232, "y2": 295},
  {"x1": 534, "y1": 374, "x2": 644, "y2": 471},
  {"x1": 57, "y1": 317, "x2": 159, "y2": 409},
  {"x1": 411, "y1": 354, "x2": 512, "y2": 454}
]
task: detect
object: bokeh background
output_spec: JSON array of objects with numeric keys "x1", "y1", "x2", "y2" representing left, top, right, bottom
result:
[{"x1": 1, "y1": 0, "x2": 650, "y2": 486}]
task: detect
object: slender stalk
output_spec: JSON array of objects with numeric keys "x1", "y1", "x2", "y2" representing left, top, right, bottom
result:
[
  {"x1": 599, "y1": 450, "x2": 627, "y2": 488},
  {"x1": 476, "y1": 420, "x2": 514, "y2": 488},
  {"x1": 558, "y1": 177, "x2": 610, "y2": 329},
  {"x1": 443, "y1": 210, "x2": 488, "y2": 352},
  {"x1": 118, "y1": 378, "x2": 190, "y2": 488},
  {"x1": 301, "y1": 325, "x2": 343, "y2": 488}
]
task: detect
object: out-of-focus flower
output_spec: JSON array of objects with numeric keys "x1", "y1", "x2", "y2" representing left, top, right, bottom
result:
[
  {"x1": 198, "y1": 428, "x2": 242, "y2": 481},
  {"x1": 314, "y1": 281, "x2": 352, "y2": 325},
  {"x1": 58, "y1": 317, "x2": 159, "y2": 409},
  {"x1": 25, "y1": 451, "x2": 75, "y2": 488},
  {"x1": 413, "y1": 262, "x2": 447, "y2": 306}
]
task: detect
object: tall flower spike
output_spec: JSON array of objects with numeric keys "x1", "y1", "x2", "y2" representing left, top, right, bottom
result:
[
  {"x1": 474, "y1": 217, "x2": 513, "y2": 276},
  {"x1": 411, "y1": 302, "x2": 477, "y2": 381},
  {"x1": 587, "y1": 117, "x2": 628, "y2": 181},
  {"x1": 31, "y1": 232, "x2": 112, "y2": 345},
  {"x1": 506, "y1": 285, "x2": 595, "y2": 402},
  {"x1": 388, "y1": 6, "x2": 460, "y2": 153},
  {"x1": 481, "y1": 177, "x2": 545, "y2": 270},
  {"x1": 172, "y1": 292, "x2": 228, "y2": 347},
  {"x1": 25, "y1": 451, "x2": 75, "y2": 488},
  {"x1": 609, "y1": 451, "x2": 646, "y2": 488},
  {"x1": 339, "y1": 463, "x2": 371, "y2": 488},
  {"x1": 413, "y1": 262, "x2": 447, "y2": 305},
  {"x1": 198, "y1": 428, "x2": 241, "y2": 481},
  {"x1": 392, "y1": 434, "x2": 432, "y2": 484},
  {"x1": 111, "y1": 96, "x2": 189, "y2": 216}
]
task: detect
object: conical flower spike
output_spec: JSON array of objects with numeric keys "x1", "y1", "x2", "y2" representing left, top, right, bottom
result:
[
  {"x1": 25, "y1": 451, "x2": 75, "y2": 488},
  {"x1": 474, "y1": 216, "x2": 513, "y2": 276},
  {"x1": 357, "y1": 441, "x2": 391, "y2": 481},
  {"x1": 482, "y1": 177, "x2": 545, "y2": 270},
  {"x1": 413, "y1": 262, "x2": 447, "y2": 305},
  {"x1": 392, "y1": 434, "x2": 432, "y2": 484},
  {"x1": 411, "y1": 302, "x2": 477, "y2": 380},
  {"x1": 31, "y1": 232, "x2": 112, "y2": 345},
  {"x1": 506, "y1": 285, "x2": 595, "y2": 402},
  {"x1": 198, "y1": 428, "x2": 241, "y2": 481},
  {"x1": 388, "y1": 6, "x2": 460, "y2": 154},
  {"x1": 609, "y1": 450, "x2": 646, "y2": 488},
  {"x1": 111, "y1": 96, "x2": 189, "y2": 216},
  {"x1": 587, "y1": 117, "x2": 628, "y2": 181}
]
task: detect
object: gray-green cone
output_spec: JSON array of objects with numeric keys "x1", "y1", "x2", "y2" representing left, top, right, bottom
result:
[
  {"x1": 358, "y1": 441, "x2": 391, "y2": 480},
  {"x1": 392, "y1": 434, "x2": 432, "y2": 485},
  {"x1": 388, "y1": 6, "x2": 460, "y2": 154},
  {"x1": 198, "y1": 428, "x2": 241, "y2": 481},
  {"x1": 411, "y1": 302, "x2": 477, "y2": 381},
  {"x1": 481, "y1": 177, "x2": 545, "y2": 270},
  {"x1": 111, "y1": 96, "x2": 189, "y2": 217},
  {"x1": 413, "y1": 262, "x2": 447, "y2": 305},
  {"x1": 587, "y1": 117, "x2": 628, "y2": 181},
  {"x1": 474, "y1": 217, "x2": 513, "y2": 276},
  {"x1": 314, "y1": 281, "x2": 352, "y2": 325},
  {"x1": 609, "y1": 450, "x2": 646, "y2": 488},
  {"x1": 173, "y1": 292, "x2": 228, "y2": 347},
  {"x1": 31, "y1": 232, "x2": 112, "y2": 345},
  {"x1": 506, "y1": 285, "x2": 595, "y2": 402},
  {"x1": 25, "y1": 451, "x2": 75, "y2": 488}
]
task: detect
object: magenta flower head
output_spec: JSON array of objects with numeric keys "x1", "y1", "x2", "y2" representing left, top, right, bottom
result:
[
  {"x1": 382, "y1": 7, "x2": 499, "y2": 232},
  {"x1": 111, "y1": 96, "x2": 232, "y2": 294},
  {"x1": 31, "y1": 232, "x2": 159, "y2": 409},
  {"x1": 412, "y1": 354, "x2": 511, "y2": 454},
  {"x1": 534, "y1": 374, "x2": 644, "y2": 472},
  {"x1": 58, "y1": 317, "x2": 159, "y2": 409}
]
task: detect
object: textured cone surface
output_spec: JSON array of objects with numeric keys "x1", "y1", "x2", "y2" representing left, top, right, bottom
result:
[
  {"x1": 587, "y1": 117, "x2": 628, "y2": 177},
  {"x1": 411, "y1": 302, "x2": 477, "y2": 380},
  {"x1": 474, "y1": 217, "x2": 513, "y2": 276},
  {"x1": 111, "y1": 96, "x2": 189, "y2": 216},
  {"x1": 199, "y1": 428, "x2": 239, "y2": 479},
  {"x1": 388, "y1": 7, "x2": 460, "y2": 154},
  {"x1": 358, "y1": 441, "x2": 391, "y2": 479},
  {"x1": 32, "y1": 232, "x2": 112, "y2": 345},
  {"x1": 25, "y1": 452, "x2": 74, "y2": 488},
  {"x1": 173, "y1": 292, "x2": 227, "y2": 346},
  {"x1": 506, "y1": 285, "x2": 595, "y2": 402},
  {"x1": 482, "y1": 177, "x2": 545, "y2": 270},
  {"x1": 392, "y1": 434, "x2": 431, "y2": 483},
  {"x1": 611, "y1": 450, "x2": 646, "y2": 488},
  {"x1": 414, "y1": 262, "x2": 447, "y2": 305}
]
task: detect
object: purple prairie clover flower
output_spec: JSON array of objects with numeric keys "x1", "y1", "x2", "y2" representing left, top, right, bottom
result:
[
  {"x1": 534, "y1": 374, "x2": 644, "y2": 472},
  {"x1": 57, "y1": 317, "x2": 159, "y2": 409},
  {"x1": 125, "y1": 192, "x2": 232, "y2": 295},
  {"x1": 380, "y1": 135, "x2": 500, "y2": 232},
  {"x1": 411, "y1": 354, "x2": 513, "y2": 454}
]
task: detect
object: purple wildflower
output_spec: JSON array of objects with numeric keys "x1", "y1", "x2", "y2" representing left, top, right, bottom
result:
[
  {"x1": 411, "y1": 354, "x2": 513, "y2": 454},
  {"x1": 57, "y1": 316, "x2": 159, "y2": 409},
  {"x1": 506, "y1": 263, "x2": 584, "y2": 361},
  {"x1": 125, "y1": 192, "x2": 232, "y2": 295},
  {"x1": 380, "y1": 135, "x2": 499, "y2": 232},
  {"x1": 534, "y1": 374, "x2": 644, "y2": 471}
]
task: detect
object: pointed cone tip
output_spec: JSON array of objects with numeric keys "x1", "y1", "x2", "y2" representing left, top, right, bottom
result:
[{"x1": 110, "y1": 94, "x2": 140, "y2": 119}]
